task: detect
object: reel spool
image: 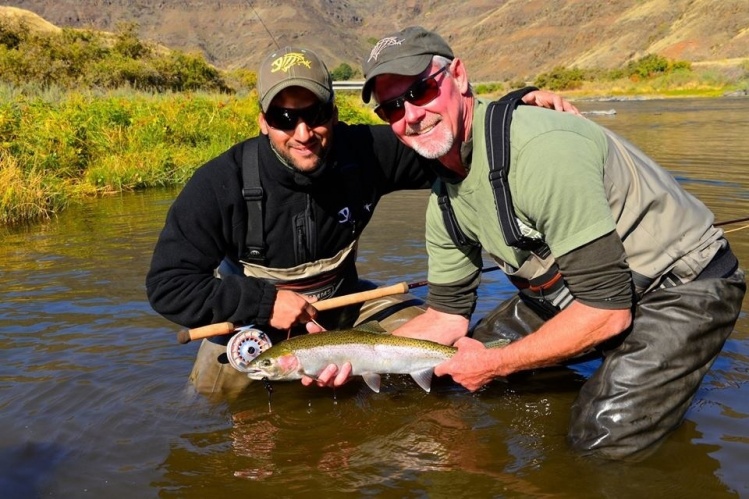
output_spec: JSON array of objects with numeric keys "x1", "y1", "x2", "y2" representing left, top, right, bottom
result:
[{"x1": 226, "y1": 326, "x2": 273, "y2": 372}]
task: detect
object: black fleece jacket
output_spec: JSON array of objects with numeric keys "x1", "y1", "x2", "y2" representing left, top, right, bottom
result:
[{"x1": 146, "y1": 122, "x2": 435, "y2": 328}]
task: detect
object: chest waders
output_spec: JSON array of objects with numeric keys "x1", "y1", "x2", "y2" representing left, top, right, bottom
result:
[
  {"x1": 238, "y1": 140, "x2": 362, "y2": 321},
  {"x1": 190, "y1": 141, "x2": 372, "y2": 396}
]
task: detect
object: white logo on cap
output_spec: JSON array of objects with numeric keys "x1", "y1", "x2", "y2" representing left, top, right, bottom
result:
[{"x1": 367, "y1": 37, "x2": 404, "y2": 62}]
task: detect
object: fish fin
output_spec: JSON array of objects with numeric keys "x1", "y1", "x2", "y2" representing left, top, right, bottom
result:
[
  {"x1": 361, "y1": 373, "x2": 381, "y2": 393},
  {"x1": 484, "y1": 339, "x2": 511, "y2": 349},
  {"x1": 354, "y1": 321, "x2": 388, "y2": 335},
  {"x1": 410, "y1": 368, "x2": 434, "y2": 393}
]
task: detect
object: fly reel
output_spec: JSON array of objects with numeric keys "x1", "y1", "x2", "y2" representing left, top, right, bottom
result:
[{"x1": 226, "y1": 326, "x2": 273, "y2": 372}]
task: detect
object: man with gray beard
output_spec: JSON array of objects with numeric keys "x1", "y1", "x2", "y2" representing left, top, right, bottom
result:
[{"x1": 340, "y1": 26, "x2": 745, "y2": 461}]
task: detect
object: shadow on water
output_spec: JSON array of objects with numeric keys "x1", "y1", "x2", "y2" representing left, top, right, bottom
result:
[
  {"x1": 1, "y1": 98, "x2": 748, "y2": 497},
  {"x1": 0, "y1": 442, "x2": 68, "y2": 499}
]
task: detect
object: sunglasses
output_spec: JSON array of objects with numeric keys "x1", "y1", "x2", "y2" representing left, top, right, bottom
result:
[
  {"x1": 264, "y1": 101, "x2": 335, "y2": 131},
  {"x1": 374, "y1": 66, "x2": 448, "y2": 123}
]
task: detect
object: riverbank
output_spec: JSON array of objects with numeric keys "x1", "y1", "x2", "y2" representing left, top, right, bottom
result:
[
  {"x1": 2, "y1": 78, "x2": 746, "y2": 227},
  {"x1": 558, "y1": 65, "x2": 749, "y2": 101},
  {"x1": 0, "y1": 88, "x2": 255, "y2": 225}
]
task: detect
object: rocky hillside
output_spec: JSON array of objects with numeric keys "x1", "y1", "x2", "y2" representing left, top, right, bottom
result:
[{"x1": 3, "y1": 0, "x2": 748, "y2": 81}]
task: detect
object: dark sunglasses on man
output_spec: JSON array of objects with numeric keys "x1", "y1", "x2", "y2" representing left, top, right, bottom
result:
[
  {"x1": 374, "y1": 66, "x2": 448, "y2": 123},
  {"x1": 264, "y1": 100, "x2": 335, "y2": 131}
]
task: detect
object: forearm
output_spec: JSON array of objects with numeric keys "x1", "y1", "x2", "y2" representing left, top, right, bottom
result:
[
  {"x1": 435, "y1": 300, "x2": 631, "y2": 391},
  {"x1": 486, "y1": 300, "x2": 631, "y2": 376},
  {"x1": 392, "y1": 307, "x2": 470, "y2": 345}
]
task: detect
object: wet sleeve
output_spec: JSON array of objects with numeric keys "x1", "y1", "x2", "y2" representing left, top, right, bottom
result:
[{"x1": 556, "y1": 231, "x2": 633, "y2": 310}]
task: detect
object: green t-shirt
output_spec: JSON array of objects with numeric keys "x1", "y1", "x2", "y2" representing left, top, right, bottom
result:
[{"x1": 425, "y1": 100, "x2": 615, "y2": 286}]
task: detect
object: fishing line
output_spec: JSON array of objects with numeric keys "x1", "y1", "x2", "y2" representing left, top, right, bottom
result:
[{"x1": 246, "y1": 0, "x2": 280, "y2": 49}]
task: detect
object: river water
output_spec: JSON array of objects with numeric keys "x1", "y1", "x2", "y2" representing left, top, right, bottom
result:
[{"x1": 1, "y1": 97, "x2": 748, "y2": 498}]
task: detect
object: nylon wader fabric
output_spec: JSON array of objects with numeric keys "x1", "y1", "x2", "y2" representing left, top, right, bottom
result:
[
  {"x1": 471, "y1": 269, "x2": 745, "y2": 460},
  {"x1": 568, "y1": 268, "x2": 745, "y2": 460},
  {"x1": 471, "y1": 294, "x2": 550, "y2": 343},
  {"x1": 189, "y1": 339, "x2": 252, "y2": 396}
]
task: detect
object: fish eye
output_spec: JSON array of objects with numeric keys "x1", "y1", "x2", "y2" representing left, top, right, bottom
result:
[{"x1": 260, "y1": 359, "x2": 271, "y2": 367}]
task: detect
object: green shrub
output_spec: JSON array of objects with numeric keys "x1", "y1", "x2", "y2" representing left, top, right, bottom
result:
[
  {"x1": 331, "y1": 62, "x2": 355, "y2": 81},
  {"x1": 534, "y1": 66, "x2": 587, "y2": 90},
  {"x1": 226, "y1": 68, "x2": 258, "y2": 94},
  {"x1": 334, "y1": 93, "x2": 378, "y2": 124},
  {"x1": 626, "y1": 54, "x2": 692, "y2": 79},
  {"x1": 0, "y1": 18, "x2": 28, "y2": 49},
  {"x1": 474, "y1": 82, "x2": 505, "y2": 94},
  {"x1": 0, "y1": 20, "x2": 233, "y2": 93},
  {"x1": 112, "y1": 22, "x2": 150, "y2": 59},
  {"x1": 627, "y1": 54, "x2": 669, "y2": 78}
]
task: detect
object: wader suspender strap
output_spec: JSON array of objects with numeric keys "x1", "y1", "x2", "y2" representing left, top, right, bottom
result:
[
  {"x1": 485, "y1": 87, "x2": 547, "y2": 252},
  {"x1": 238, "y1": 140, "x2": 356, "y2": 268},
  {"x1": 241, "y1": 140, "x2": 266, "y2": 264}
]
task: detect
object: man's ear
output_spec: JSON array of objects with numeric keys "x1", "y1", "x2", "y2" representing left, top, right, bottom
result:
[
  {"x1": 258, "y1": 113, "x2": 269, "y2": 135},
  {"x1": 450, "y1": 58, "x2": 470, "y2": 95}
]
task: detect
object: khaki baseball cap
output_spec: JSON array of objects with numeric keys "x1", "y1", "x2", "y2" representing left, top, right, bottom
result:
[
  {"x1": 362, "y1": 26, "x2": 454, "y2": 103},
  {"x1": 257, "y1": 47, "x2": 333, "y2": 111}
]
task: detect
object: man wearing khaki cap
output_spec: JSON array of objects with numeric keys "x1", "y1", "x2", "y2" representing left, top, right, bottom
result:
[{"x1": 146, "y1": 45, "x2": 577, "y2": 396}]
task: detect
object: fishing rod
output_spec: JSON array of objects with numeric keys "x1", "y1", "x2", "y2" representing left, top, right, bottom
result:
[
  {"x1": 715, "y1": 216, "x2": 749, "y2": 227},
  {"x1": 176, "y1": 266, "x2": 501, "y2": 344}
]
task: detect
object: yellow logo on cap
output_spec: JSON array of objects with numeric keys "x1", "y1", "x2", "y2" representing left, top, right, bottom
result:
[{"x1": 271, "y1": 52, "x2": 312, "y2": 73}]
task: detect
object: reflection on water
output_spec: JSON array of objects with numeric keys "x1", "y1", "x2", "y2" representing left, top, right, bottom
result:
[{"x1": 1, "y1": 98, "x2": 748, "y2": 497}]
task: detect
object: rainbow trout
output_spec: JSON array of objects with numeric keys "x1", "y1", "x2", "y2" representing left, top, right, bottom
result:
[{"x1": 243, "y1": 322, "x2": 509, "y2": 393}]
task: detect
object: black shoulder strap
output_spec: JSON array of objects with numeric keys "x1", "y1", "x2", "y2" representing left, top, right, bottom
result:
[
  {"x1": 485, "y1": 87, "x2": 547, "y2": 252},
  {"x1": 437, "y1": 87, "x2": 548, "y2": 252},
  {"x1": 240, "y1": 140, "x2": 266, "y2": 264}
]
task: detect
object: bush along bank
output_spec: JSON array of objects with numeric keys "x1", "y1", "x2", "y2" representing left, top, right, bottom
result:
[{"x1": 0, "y1": 89, "x2": 260, "y2": 225}]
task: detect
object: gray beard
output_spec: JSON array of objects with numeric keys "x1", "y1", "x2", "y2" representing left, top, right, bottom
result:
[{"x1": 409, "y1": 132, "x2": 454, "y2": 160}]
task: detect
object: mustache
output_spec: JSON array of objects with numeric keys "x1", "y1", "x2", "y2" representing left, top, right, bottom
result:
[{"x1": 405, "y1": 116, "x2": 441, "y2": 136}]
